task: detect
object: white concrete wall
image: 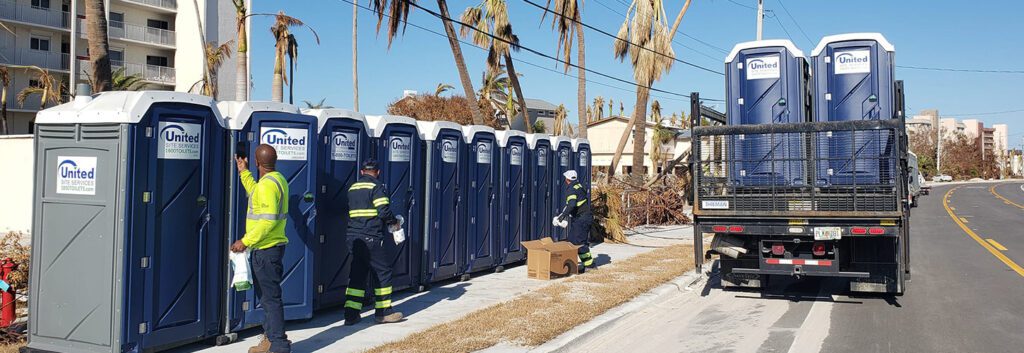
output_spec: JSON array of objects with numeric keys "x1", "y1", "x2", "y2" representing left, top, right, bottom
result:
[
  {"x1": 0, "y1": 136, "x2": 34, "y2": 232},
  {"x1": 174, "y1": 0, "x2": 206, "y2": 93}
]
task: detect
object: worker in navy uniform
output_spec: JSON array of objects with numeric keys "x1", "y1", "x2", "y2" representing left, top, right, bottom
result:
[
  {"x1": 344, "y1": 159, "x2": 404, "y2": 325},
  {"x1": 554, "y1": 170, "x2": 595, "y2": 272}
]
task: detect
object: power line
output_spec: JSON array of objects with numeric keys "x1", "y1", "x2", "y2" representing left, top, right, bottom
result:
[
  {"x1": 519, "y1": 0, "x2": 724, "y2": 76},
  {"x1": 775, "y1": 0, "x2": 814, "y2": 47},
  {"x1": 590, "y1": 0, "x2": 729, "y2": 60},
  {"x1": 768, "y1": 11, "x2": 795, "y2": 43},
  {"x1": 896, "y1": 65, "x2": 1024, "y2": 74},
  {"x1": 725, "y1": 0, "x2": 758, "y2": 11},
  {"x1": 337, "y1": 0, "x2": 718, "y2": 103},
  {"x1": 943, "y1": 108, "x2": 1024, "y2": 117}
]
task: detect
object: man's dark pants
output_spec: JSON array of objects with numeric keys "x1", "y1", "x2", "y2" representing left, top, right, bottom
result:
[
  {"x1": 345, "y1": 234, "x2": 394, "y2": 315},
  {"x1": 568, "y1": 214, "x2": 594, "y2": 265},
  {"x1": 252, "y1": 245, "x2": 291, "y2": 352}
]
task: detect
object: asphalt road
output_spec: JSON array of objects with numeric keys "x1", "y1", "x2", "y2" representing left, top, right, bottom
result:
[{"x1": 567, "y1": 182, "x2": 1024, "y2": 353}]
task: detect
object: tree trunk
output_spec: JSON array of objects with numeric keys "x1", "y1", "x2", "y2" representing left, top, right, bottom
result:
[
  {"x1": 288, "y1": 55, "x2": 295, "y2": 104},
  {"x1": 575, "y1": 20, "x2": 587, "y2": 138},
  {"x1": 436, "y1": 0, "x2": 485, "y2": 125},
  {"x1": 236, "y1": 13, "x2": 249, "y2": 100},
  {"x1": 272, "y1": 45, "x2": 284, "y2": 102},
  {"x1": 85, "y1": 0, "x2": 112, "y2": 92},
  {"x1": 192, "y1": 0, "x2": 209, "y2": 95},
  {"x1": 352, "y1": 0, "x2": 359, "y2": 111},
  {"x1": 504, "y1": 53, "x2": 531, "y2": 133},
  {"x1": 1, "y1": 87, "x2": 7, "y2": 135},
  {"x1": 669, "y1": 0, "x2": 692, "y2": 37},
  {"x1": 631, "y1": 88, "x2": 650, "y2": 180},
  {"x1": 605, "y1": 87, "x2": 650, "y2": 182}
]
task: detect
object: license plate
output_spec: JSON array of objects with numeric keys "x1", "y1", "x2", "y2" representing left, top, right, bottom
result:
[{"x1": 813, "y1": 227, "x2": 842, "y2": 241}]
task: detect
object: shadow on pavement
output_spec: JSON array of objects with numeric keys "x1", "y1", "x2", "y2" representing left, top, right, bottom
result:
[{"x1": 697, "y1": 260, "x2": 901, "y2": 305}]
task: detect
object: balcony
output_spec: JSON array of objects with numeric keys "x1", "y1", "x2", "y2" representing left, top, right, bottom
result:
[
  {"x1": 120, "y1": 0, "x2": 177, "y2": 12},
  {"x1": 0, "y1": 49, "x2": 71, "y2": 71},
  {"x1": 79, "y1": 59, "x2": 175, "y2": 85},
  {"x1": 77, "y1": 19, "x2": 175, "y2": 47},
  {"x1": 0, "y1": 0, "x2": 71, "y2": 29}
]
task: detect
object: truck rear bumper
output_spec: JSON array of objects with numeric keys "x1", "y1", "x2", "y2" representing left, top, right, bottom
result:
[{"x1": 731, "y1": 268, "x2": 870, "y2": 278}]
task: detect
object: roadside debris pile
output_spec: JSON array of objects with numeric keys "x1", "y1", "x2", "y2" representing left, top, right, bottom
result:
[{"x1": 592, "y1": 177, "x2": 692, "y2": 243}]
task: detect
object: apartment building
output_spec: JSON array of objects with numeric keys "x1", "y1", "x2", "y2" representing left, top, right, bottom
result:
[{"x1": 0, "y1": 0, "x2": 239, "y2": 134}]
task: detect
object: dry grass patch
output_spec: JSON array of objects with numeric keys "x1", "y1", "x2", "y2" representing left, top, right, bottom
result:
[
  {"x1": 367, "y1": 244, "x2": 695, "y2": 353},
  {"x1": 0, "y1": 344, "x2": 23, "y2": 353}
]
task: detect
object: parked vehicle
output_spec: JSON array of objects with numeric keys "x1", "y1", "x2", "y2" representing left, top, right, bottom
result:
[{"x1": 908, "y1": 152, "x2": 921, "y2": 207}]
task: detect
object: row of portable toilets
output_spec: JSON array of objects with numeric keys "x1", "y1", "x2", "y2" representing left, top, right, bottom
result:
[
  {"x1": 724, "y1": 33, "x2": 897, "y2": 187},
  {"x1": 26, "y1": 95, "x2": 591, "y2": 353}
]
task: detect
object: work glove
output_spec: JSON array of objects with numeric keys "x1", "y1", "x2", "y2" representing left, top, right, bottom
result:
[
  {"x1": 391, "y1": 215, "x2": 406, "y2": 244},
  {"x1": 552, "y1": 217, "x2": 561, "y2": 227}
]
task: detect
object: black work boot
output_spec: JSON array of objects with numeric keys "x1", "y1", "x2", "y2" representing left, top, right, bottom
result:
[{"x1": 344, "y1": 309, "x2": 362, "y2": 326}]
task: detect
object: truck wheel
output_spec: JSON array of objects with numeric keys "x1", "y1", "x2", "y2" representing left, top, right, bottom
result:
[{"x1": 911, "y1": 196, "x2": 918, "y2": 208}]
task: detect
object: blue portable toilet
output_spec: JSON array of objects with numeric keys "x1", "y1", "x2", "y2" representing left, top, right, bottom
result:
[
  {"x1": 572, "y1": 138, "x2": 592, "y2": 194},
  {"x1": 219, "y1": 101, "x2": 317, "y2": 333},
  {"x1": 416, "y1": 121, "x2": 466, "y2": 284},
  {"x1": 496, "y1": 130, "x2": 529, "y2": 267},
  {"x1": 549, "y1": 136, "x2": 573, "y2": 241},
  {"x1": 812, "y1": 33, "x2": 896, "y2": 186},
  {"x1": 527, "y1": 134, "x2": 553, "y2": 242},
  {"x1": 27, "y1": 92, "x2": 226, "y2": 353},
  {"x1": 462, "y1": 125, "x2": 500, "y2": 275},
  {"x1": 724, "y1": 39, "x2": 810, "y2": 186},
  {"x1": 305, "y1": 108, "x2": 371, "y2": 310},
  {"x1": 365, "y1": 115, "x2": 423, "y2": 290}
]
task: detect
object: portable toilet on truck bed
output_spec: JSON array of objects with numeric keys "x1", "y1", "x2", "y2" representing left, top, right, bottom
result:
[
  {"x1": 218, "y1": 101, "x2": 317, "y2": 334},
  {"x1": 527, "y1": 134, "x2": 553, "y2": 242},
  {"x1": 496, "y1": 130, "x2": 529, "y2": 267},
  {"x1": 812, "y1": 33, "x2": 896, "y2": 186},
  {"x1": 724, "y1": 39, "x2": 810, "y2": 187},
  {"x1": 549, "y1": 136, "x2": 573, "y2": 241},
  {"x1": 26, "y1": 92, "x2": 226, "y2": 353},
  {"x1": 417, "y1": 121, "x2": 466, "y2": 285},
  {"x1": 572, "y1": 138, "x2": 592, "y2": 194},
  {"x1": 305, "y1": 109, "x2": 371, "y2": 310},
  {"x1": 462, "y1": 125, "x2": 500, "y2": 277},
  {"x1": 365, "y1": 115, "x2": 423, "y2": 291}
]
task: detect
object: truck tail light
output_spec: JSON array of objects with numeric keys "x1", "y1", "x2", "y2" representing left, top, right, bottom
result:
[
  {"x1": 771, "y1": 243, "x2": 785, "y2": 256},
  {"x1": 851, "y1": 227, "x2": 867, "y2": 235},
  {"x1": 712, "y1": 225, "x2": 727, "y2": 233},
  {"x1": 728, "y1": 226, "x2": 744, "y2": 233},
  {"x1": 812, "y1": 242, "x2": 826, "y2": 256},
  {"x1": 868, "y1": 227, "x2": 885, "y2": 235}
]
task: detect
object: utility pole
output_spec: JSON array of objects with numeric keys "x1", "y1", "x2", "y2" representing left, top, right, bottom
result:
[
  {"x1": 756, "y1": 0, "x2": 764, "y2": 40},
  {"x1": 936, "y1": 122, "x2": 943, "y2": 175}
]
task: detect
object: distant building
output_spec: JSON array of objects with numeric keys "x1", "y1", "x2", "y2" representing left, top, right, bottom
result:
[
  {"x1": 585, "y1": 115, "x2": 690, "y2": 176},
  {"x1": 510, "y1": 98, "x2": 556, "y2": 133}
]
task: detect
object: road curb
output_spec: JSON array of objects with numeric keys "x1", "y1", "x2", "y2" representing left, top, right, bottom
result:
[{"x1": 529, "y1": 268, "x2": 706, "y2": 353}]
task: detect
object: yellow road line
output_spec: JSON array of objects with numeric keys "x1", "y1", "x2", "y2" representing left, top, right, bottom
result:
[
  {"x1": 989, "y1": 184, "x2": 1024, "y2": 209},
  {"x1": 959, "y1": 217, "x2": 969, "y2": 223},
  {"x1": 943, "y1": 186, "x2": 1024, "y2": 278},
  {"x1": 987, "y1": 239, "x2": 1009, "y2": 251}
]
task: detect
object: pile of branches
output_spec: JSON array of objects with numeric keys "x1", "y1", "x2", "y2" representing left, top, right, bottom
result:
[{"x1": 590, "y1": 175, "x2": 692, "y2": 243}]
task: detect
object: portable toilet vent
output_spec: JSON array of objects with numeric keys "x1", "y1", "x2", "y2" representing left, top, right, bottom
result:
[
  {"x1": 417, "y1": 121, "x2": 466, "y2": 284},
  {"x1": 724, "y1": 39, "x2": 810, "y2": 187},
  {"x1": 527, "y1": 134, "x2": 553, "y2": 242},
  {"x1": 219, "y1": 101, "x2": 317, "y2": 331},
  {"x1": 572, "y1": 138, "x2": 592, "y2": 195},
  {"x1": 496, "y1": 130, "x2": 529, "y2": 266},
  {"x1": 305, "y1": 108, "x2": 371, "y2": 310},
  {"x1": 549, "y1": 136, "x2": 573, "y2": 241},
  {"x1": 462, "y1": 125, "x2": 500, "y2": 275},
  {"x1": 812, "y1": 33, "x2": 896, "y2": 186},
  {"x1": 28, "y1": 92, "x2": 226, "y2": 353}
]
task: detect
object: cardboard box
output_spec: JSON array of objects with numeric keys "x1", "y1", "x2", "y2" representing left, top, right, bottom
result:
[{"x1": 522, "y1": 238, "x2": 581, "y2": 280}]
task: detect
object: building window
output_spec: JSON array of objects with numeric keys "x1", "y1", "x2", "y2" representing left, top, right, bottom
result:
[
  {"x1": 146, "y1": 19, "x2": 169, "y2": 30},
  {"x1": 31, "y1": 0, "x2": 50, "y2": 10},
  {"x1": 146, "y1": 55, "x2": 168, "y2": 67},
  {"x1": 109, "y1": 12, "x2": 124, "y2": 27},
  {"x1": 30, "y1": 37, "x2": 51, "y2": 51},
  {"x1": 110, "y1": 49, "x2": 124, "y2": 65}
]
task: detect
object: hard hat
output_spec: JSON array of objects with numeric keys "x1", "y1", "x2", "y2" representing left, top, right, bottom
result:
[
  {"x1": 361, "y1": 159, "x2": 379, "y2": 171},
  {"x1": 563, "y1": 170, "x2": 578, "y2": 181}
]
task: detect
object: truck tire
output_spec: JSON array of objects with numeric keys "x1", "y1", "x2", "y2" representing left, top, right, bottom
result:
[{"x1": 911, "y1": 196, "x2": 918, "y2": 208}]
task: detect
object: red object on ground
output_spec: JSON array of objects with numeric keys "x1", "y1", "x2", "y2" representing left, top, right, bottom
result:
[{"x1": 1, "y1": 258, "x2": 16, "y2": 327}]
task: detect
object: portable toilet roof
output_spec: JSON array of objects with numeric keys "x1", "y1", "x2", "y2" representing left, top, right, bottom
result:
[
  {"x1": 725, "y1": 39, "x2": 805, "y2": 63},
  {"x1": 462, "y1": 125, "x2": 496, "y2": 143},
  {"x1": 303, "y1": 108, "x2": 369, "y2": 132},
  {"x1": 548, "y1": 135, "x2": 572, "y2": 147},
  {"x1": 217, "y1": 101, "x2": 302, "y2": 130},
  {"x1": 36, "y1": 91, "x2": 222, "y2": 124},
  {"x1": 365, "y1": 115, "x2": 418, "y2": 137},
  {"x1": 811, "y1": 32, "x2": 895, "y2": 56},
  {"x1": 526, "y1": 133, "x2": 550, "y2": 149},
  {"x1": 416, "y1": 121, "x2": 463, "y2": 141},
  {"x1": 571, "y1": 138, "x2": 590, "y2": 151},
  {"x1": 495, "y1": 130, "x2": 527, "y2": 147}
]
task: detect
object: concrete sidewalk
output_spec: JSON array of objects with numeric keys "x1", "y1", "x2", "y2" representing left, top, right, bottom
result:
[{"x1": 171, "y1": 225, "x2": 693, "y2": 353}]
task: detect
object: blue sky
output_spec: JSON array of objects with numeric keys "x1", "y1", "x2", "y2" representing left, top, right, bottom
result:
[{"x1": 249, "y1": 0, "x2": 1024, "y2": 147}]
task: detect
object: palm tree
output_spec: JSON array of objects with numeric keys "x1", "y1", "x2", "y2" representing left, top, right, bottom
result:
[
  {"x1": 194, "y1": 41, "x2": 234, "y2": 97},
  {"x1": 269, "y1": 11, "x2": 319, "y2": 103},
  {"x1": 352, "y1": 0, "x2": 360, "y2": 110},
  {"x1": 553, "y1": 103, "x2": 567, "y2": 136},
  {"x1": 532, "y1": 120, "x2": 546, "y2": 133},
  {"x1": 608, "y1": 98, "x2": 614, "y2": 116},
  {"x1": 435, "y1": 82, "x2": 455, "y2": 96},
  {"x1": 593, "y1": 96, "x2": 604, "y2": 121},
  {"x1": 111, "y1": 68, "x2": 148, "y2": 91},
  {"x1": 303, "y1": 98, "x2": 334, "y2": 109},
  {"x1": 372, "y1": 0, "x2": 487, "y2": 125},
  {"x1": 542, "y1": 0, "x2": 587, "y2": 137},
  {"x1": 459, "y1": 0, "x2": 532, "y2": 132},
  {"x1": 606, "y1": 0, "x2": 693, "y2": 181},
  {"x1": 85, "y1": 0, "x2": 112, "y2": 92},
  {"x1": 17, "y1": 67, "x2": 63, "y2": 109},
  {"x1": 232, "y1": 0, "x2": 249, "y2": 100},
  {"x1": 1, "y1": 67, "x2": 10, "y2": 134},
  {"x1": 478, "y1": 66, "x2": 511, "y2": 118},
  {"x1": 651, "y1": 99, "x2": 662, "y2": 123}
]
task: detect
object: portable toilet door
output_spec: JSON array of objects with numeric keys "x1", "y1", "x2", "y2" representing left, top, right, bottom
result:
[
  {"x1": 462, "y1": 125, "x2": 500, "y2": 275},
  {"x1": 365, "y1": 115, "x2": 423, "y2": 290},
  {"x1": 416, "y1": 121, "x2": 466, "y2": 284},
  {"x1": 306, "y1": 109, "x2": 371, "y2": 310},
  {"x1": 724, "y1": 39, "x2": 810, "y2": 187},
  {"x1": 496, "y1": 130, "x2": 529, "y2": 266},
  {"x1": 527, "y1": 134, "x2": 553, "y2": 242},
  {"x1": 27, "y1": 92, "x2": 225, "y2": 353},
  {"x1": 549, "y1": 136, "x2": 573, "y2": 241},
  {"x1": 811, "y1": 33, "x2": 896, "y2": 186},
  {"x1": 572, "y1": 138, "x2": 592, "y2": 194},
  {"x1": 219, "y1": 101, "x2": 317, "y2": 331}
]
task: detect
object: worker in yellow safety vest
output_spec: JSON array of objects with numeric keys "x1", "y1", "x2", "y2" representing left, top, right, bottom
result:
[{"x1": 230, "y1": 144, "x2": 291, "y2": 353}]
